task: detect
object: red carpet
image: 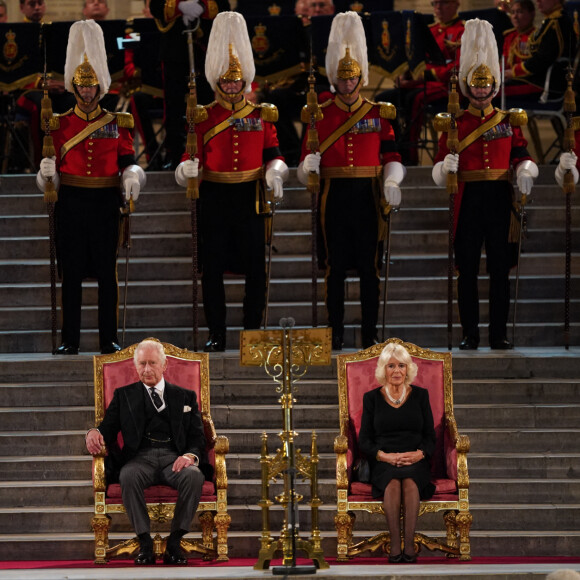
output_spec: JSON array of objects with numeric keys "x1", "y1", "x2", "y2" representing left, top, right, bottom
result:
[{"x1": 1, "y1": 557, "x2": 580, "y2": 570}]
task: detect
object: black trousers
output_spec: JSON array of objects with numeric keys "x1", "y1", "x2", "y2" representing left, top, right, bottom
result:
[
  {"x1": 454, "y1": 181, "x2": 513, "y2": 342},
  {"x1": 55, "y1": 185, "x2": 121, "y2": 349},
  {"x1": 200, "y1": 181, "x2": 266, "y2": 334},
  {"x1": 322, "y1": 178, "x2": 382, "y2": 340}
]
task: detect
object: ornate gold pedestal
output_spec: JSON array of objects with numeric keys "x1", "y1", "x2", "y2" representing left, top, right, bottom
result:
[{"x1": 240, "y1": 325, "x2": 331, "y2": 571}]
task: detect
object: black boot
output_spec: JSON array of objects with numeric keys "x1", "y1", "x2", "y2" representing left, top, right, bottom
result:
[{"x1": 204, "y1": 332, "x2": 226, "y2": 352}]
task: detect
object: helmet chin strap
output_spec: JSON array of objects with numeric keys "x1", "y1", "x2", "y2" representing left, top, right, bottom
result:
[
  {"x1": 73, "y1": 84, "x2": 100, "y2": 109},
  {"x1": 467, "y1": 83, "x2": 495, "y2": 102},
  {"x1": 216, "y1": 80, "x2": 246, "y2": 103}
]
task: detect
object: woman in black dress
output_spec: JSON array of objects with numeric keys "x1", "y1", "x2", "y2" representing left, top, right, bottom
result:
[{"x1": 358, "y1": 343, "x2": 436, "y2": 563}]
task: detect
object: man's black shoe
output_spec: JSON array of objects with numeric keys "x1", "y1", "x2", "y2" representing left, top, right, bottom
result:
[
  {"x1": 490, "y1": 337, "x2": 514, "y2": 350},
  {"x1": 100, "y1": 342, "x2": 121, "y2": 355},
  {"x1": 459, "y1": 336, "x2": 479, "y2": 350},
  {"x1": 204, "y1": 333, "x2": 225, "y2": 352},
  {"x1": 162, "y1": 548, "x2": 188, "y2": 565},
  {"x1": 332, "y1": 334, "x2": 343, "y2": 351},
  {"x1": 54, "y1": 343, "x2": 79, "y2": 355},
  {"x1": 134, "y1": 550, "x2": 156, "y2": 565}
]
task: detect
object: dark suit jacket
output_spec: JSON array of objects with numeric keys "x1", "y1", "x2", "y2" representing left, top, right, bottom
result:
[{"x1": 98, "y1": 381, "x2": 210, "y2": 482}]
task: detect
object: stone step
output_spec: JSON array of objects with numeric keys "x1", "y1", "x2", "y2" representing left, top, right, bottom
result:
[
  {"x1": 2, "y1": 377, "x2": 580, "y2": 409},
  {"x1": 2, "y1": 297, "x2": 578, "y2": 332},
  {"x1": 2, "y1": 204, "x2": 578, "y2": 239},
  {"x1": 1, "y1": 275, "x2": 578, "y2": 311},
  {"x1": 2, "y1": 253, "x2": 577, "y2": 284},
  {"x1": 1, "y1": 529, "x2": 579, "y2": 560},
  {"x1": 2, "y1": 321, "x2": 579, "y2": 353},
  {"x1": 4, "y1": 225, "x2": 579, "y2": 261},
  {"x1": 1, "y1": 476, "x2": 579, "y2": 510},
  {"x1": 1, "y1": 451, "x2": 577, "y2": 483},
  {"x1": 1, "y1": 402, "x2": 578, "y2": 432},
  {"x1": 1, "y1": 502, "x2": 578, "y2": 535}
]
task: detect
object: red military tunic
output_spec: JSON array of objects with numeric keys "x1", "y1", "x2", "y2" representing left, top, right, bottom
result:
[
  {"x1": 51, "y1": 104, "x2": 136, "y2": 351},
  {"x1": 186, "y1": 94, "x2": 283, "y2": 335},
  {"x1": 434, "y1": 103, "x2": 534, "y2": 344},
  {"x1": 502, "y1": 26, "x2": 535, "y2": 70},
  {"x1": 299, "y1": 94, "x2": 401, "y2": 344},
  {"x1": 192, "y1": 96, "x2": 282, "y2": 180},
  {"x1": 53, "y1": 105, "x2": 135, "y2": 182},
  {"x1": 425, "y1": 16, "x2": 465, "y2": 85}
]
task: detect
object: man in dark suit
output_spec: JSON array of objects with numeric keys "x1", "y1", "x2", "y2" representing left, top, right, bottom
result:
[{"x1": 85, "y1": 339, "x2": 206, "y2": 566}]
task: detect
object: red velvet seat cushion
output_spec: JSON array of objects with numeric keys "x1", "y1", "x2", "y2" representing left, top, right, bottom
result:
[
  {"x1": 105, "y1": 481, "x2": 216, "y2": 504},
  {"x1": 349, "y1": 477, "x2": 457, "y2": 502}
]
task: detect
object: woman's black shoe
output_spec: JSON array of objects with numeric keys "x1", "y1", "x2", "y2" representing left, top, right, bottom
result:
[
  {"x1": 402, "y1": 552, "x2": 417, "y2": 563},
  {"x1": 388, "y1": 552, "x2": 403, "y2": 563}
]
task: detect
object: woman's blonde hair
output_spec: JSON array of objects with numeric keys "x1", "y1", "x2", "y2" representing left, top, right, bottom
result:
[{"x1": 375, "y1": 343, "x2": 418, "y2": 386}]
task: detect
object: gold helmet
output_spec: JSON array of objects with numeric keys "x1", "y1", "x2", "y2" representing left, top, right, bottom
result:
[
  {"x1": 206, "y1": 12, "x2": 255, "y2": 95},
  {"x1": 459, "y1": 19, "x2": 500, "y2": 98},
  {"x1": 326, "y1": 12, "x2": 368, "y2": 92},
  {"x1": 72, "y1": 55, "x2": 99, "y2": 87},
  {"x1": 64, "y1": 20, "x2": 111, "y2": 99},
  {"x1": 219, "y1": 44, "x2": 244, "y2": 83},
  {"x1": 337, "y1": 47, "x2": 362, "y2": 81}
]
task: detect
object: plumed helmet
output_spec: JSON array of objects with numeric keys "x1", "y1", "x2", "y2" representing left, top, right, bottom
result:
[
  {"x1": 205, "y1": 11, "x2": 255, "y2": 93},
  {"x1": 326, "y1": 11, "x2": 368, "y2": 92},
  {"x1": 459, "y1": 18, "x2": 501, "y2": 98},
  {"x1": 64, "y1": 20, "x2": 111, "y2": 99}
]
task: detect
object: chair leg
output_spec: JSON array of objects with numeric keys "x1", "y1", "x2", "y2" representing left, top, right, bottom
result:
[
  {"x1": 335, "y1": 511, "x2": 355, "y2": 561},
  {"x1": 215, "y1": 511, "x2": 231, "y2": 562},
  {"x1": 443, "y1": 510, "x2": 458, "y2": 552},
  {"x1": 456, "y1": 511, "x2": 473, "y2": 561},
  {"x1": 91, "y1": 514, "x2": 111, "y2": 564},
  {"x1": 199, "y1": 510, "x2": 215, "y2": 560}
]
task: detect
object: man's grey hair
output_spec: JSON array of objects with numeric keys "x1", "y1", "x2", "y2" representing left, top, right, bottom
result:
[{"x1": 133, "y1": 339, "x2": 166, "y2": 366}]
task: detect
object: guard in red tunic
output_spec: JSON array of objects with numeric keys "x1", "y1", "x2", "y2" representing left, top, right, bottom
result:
[
  {"x1": 432, "y1": 18, "x2": 538, "y2": 350},
  {"x1": 298, "y1": 11, "x2": 406, "y2": 350},
  {"x1": 175, "y1": 11, "x2": 288, "y2": 352},
  {"x1": 36, "y1": 20, "x2": 146, "y2": 355}
]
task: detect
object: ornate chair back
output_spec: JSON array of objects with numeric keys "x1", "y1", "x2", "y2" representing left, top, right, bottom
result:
[
  {"x1": 335, "y1": 338, "x2": 471, "y2": 561},
  {"x1": 91, "y1": 339, "x2": 230, "y2": 563}
]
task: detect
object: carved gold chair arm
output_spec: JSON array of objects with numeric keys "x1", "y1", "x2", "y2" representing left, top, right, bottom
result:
[
  {"x1": 92, "y1": 452, "x2": 107, "y2": 492},
  {"x1": 334, "y1": 434, "x2": 349, "y2": 490},
  {"x1": 456, "y1": 434, "x2": 470, "y2": 454},
  {"x1": 214, "y1": 435, "x2": 229, "y2": 490},
  {"x1": 203, "y1": 413, "x2": 218, "y2": 447}
]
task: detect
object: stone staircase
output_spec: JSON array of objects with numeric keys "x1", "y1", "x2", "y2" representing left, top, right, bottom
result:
[
  {"x1": 0, "y1": 169, "x2": 579, "y2": 562},
  {"x1": 0, "y1": 168, "x2": 578, "y2": 352},
  {"x1": 0, "y1": 351, "x2": 579, "y2": 560}
]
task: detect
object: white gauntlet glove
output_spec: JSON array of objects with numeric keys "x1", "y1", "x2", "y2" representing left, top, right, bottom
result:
[
  {"x1": 297, "y1": 152, "x2": 321, "y2": 186},
  {"x1": 36, "y1": 156, "x2": 59, "y2": 192},
  {"x1": 179, "y1": 0, "x2": 204, "y2": 25},
  {"x1": 515, "y1": 159, "x2": 539, "y2": 196},
  {"x1": 175, "y1": 158, "x2": 200, "y2": 187},
  {"x1": 555, "y1": 151, "x2": 579, "y2": 186},
  {"x1": 382, "y1": 161, "x2": 406, "y2": 208},
  {"x1": 40, "y1": 157, "x2": 56, "y2": 179},
  {"x1": 265, "y1": 159, "x2": 290, "y2": 201},
  {"x1": 442, "y1": 153, "x2": 459, "y2": 174},
  {"x1": 303, "y1": 152, "x2": 321, "y2": 174},
  {"x1": 122, "y1": 165, "x2": 146, "y2": 202}
]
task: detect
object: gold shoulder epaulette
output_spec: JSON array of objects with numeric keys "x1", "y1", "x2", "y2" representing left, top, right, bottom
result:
[
  {"x1": 320, "y1": 98, "x2": 334, "y2": 109},
  {"x1": 194, "y1": 104, "x2": 208, "y2": 123},
  {"x1": 572, "y1": 116, "x2": 580, "y2": 131},
  {"x1": 260, "y1": 103, "x2": 279, "y2": 123},
  {"x1": 508, "y1": 108, "x2": 527, "y2": 126},
  {"x1": 433, "y1": 112, "x2": 451, "y2": 132},
  {"x1": 378, "y1": 101, "x2": 396, "y2": 120},
  {"x1": 114, "y1": 112, "x2": 134, "y2": 129}
]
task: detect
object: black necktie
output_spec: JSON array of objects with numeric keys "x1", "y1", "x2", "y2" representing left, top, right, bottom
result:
[{"x1": 149, "y1": 388, "x2": 163, "y2": 409}]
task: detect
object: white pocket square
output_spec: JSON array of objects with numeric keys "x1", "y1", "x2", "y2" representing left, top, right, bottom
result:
[{"x1": 183, "y1": 405, "x2": 192, "y2": 413}]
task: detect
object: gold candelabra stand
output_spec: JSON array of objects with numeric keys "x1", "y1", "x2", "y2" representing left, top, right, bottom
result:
[{"x1": 240, "y1": 320, "x2": 331, "y2": 572}]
